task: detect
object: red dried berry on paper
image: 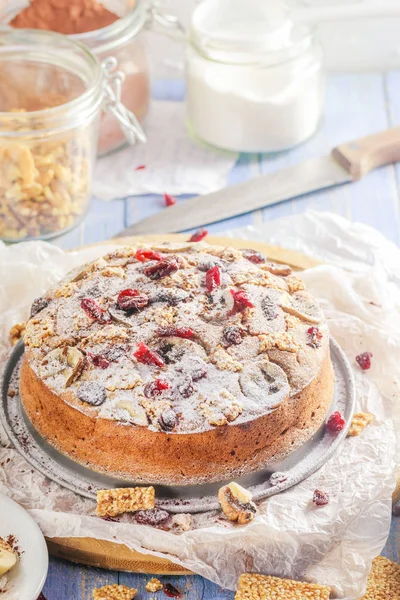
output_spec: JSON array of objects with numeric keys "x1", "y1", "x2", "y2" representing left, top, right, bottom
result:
[
  {"x1": 157, "y1": 326, "x2": 195, "y2": 339},
  {"x1": 144, "y1": 379, "x2": 170, "y2": 398},
  {"x1": 88, "y1": 353, "x2": 110, "y2": 369},
  {"x1": 307, "y1": 326, "x2": 323, "y2": 348},
  {"x1": 205, "y1": 265, "x2": 221, "y2": 292},
  {"x1": 164, "y1": 192, "x2": 177, "y2": 207},
  {"x1": 117, "y1": 289, "x2": 149, "y2": 311},
  {"x1": 80, "y1": 298, "x2": 111, "y2": 323},
  {"x1": 242, "y1": 248, "x2": 266, "y2": 264},
  {"x1": 134, "y1": 342, "x2": 165, "y2": 367},
  {"x1": 189, "y1": 228, "x2": 208, "y2": 242},
  {"x1": 144, "y1": 257, "x2": 180, "y2": 280},
  {"x1": 356, "y1": 351, "x2": 373, "y2": 371},
  {"x1": 326, "y1": 411, "x2": 346, "y2": 433},
  {"x1": 135, "y1": 164, "x2": 146, "y2": 170},
  {"x1": 230, "y1": 289, "x2": 254, "y2": 311},
  {"x1": 313, "y1": 489, "x2": 329, "y2": 506},
  {"x1": 164, "y1": 583, "x2": 182, "y2": 598},
  {"x1": 135, "y1": 248, "x2": 163, "y2": 262}
]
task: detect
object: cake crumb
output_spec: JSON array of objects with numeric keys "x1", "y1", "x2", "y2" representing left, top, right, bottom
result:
[
  {"x1": 235, "y1": 573, "x2": 330, "y2": 599},
  {"x1": 145, "y1": 578, "x2": 163, "y2": 593},
  {"x1": 348, "y1": 412, "x2": 374, "y2": 437},
  {"x1": 96, "y1": 487, "x2": 155, "y2": 518},
  {"x1": 92, "y1": 584, "x2": 137, "y2": 600}
]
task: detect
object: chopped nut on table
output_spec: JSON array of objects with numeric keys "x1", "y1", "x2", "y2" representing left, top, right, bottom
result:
[
  {"x1": 9, "y1": 322, "x2": 26, "y2": 345},
  {"x1": 218, "y1": 482, "x2": 257, "y2": 525},
  {"x1": 96, "y1": 487, "x2": 155, "y2": 518},
  {"x1": 92, "y1": 584, "x2": 137, "y2": 600},
  {"x1": 234, "y1": 573, "x2": 330, "y2": 600},
  {"x1": 361, "y1": 556, "x2": 400, "y2": 600},
  {"x1": 145, "y1": 578, "x2": 163, "y2": 593},
  {"x1": 348, "y1": 412, "x2": 374, "y2": 437}
]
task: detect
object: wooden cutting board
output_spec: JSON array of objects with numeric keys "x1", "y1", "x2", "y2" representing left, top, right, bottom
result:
[{"x1": 43, "y1": 234, "x2": 365, "y2": 574}]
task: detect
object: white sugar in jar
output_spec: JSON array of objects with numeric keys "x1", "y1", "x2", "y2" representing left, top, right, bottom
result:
[{"x1": 185, "y1": 0, "x2": 325, "y2": 153}]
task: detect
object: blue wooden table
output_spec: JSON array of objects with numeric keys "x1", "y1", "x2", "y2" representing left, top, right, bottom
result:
[{"x1": 43, "y1": 74, "x2": 400, "y2": 598}]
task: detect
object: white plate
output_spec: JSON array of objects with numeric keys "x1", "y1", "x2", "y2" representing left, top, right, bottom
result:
[{"x1": 0, "y1": 493, "x2": 48, "y2": 600}]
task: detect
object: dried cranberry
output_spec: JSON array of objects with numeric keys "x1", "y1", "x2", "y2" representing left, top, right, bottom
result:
[
  {"x1": 156, "y1": 326, "x2": 195, "y2": 339},
  {"x1": 269, "y1": 472, "x2": 288, "y2": 487},
  {"x1": 177, "y1": 377, "x2": 194, "y2": 398},
  {"x1": 356, "y1": 352, "x2": 373, "y2": 371},
  {"x1": 205, "y1": 266, "x2": 221, "y2": 292},
  {"x1": 77, "y1": 382, "x2": 106, "y2": 406},
  {"x1": 261, "y1": 295, "x2": 278, "y2": 320},
  {"x1": 117, "y1": 289, "x2": 149, "y2": 311},
  {"x1": 134, "y1": 508, "x2": 170, "y2": 527},
  {"x1": 144, "y1": 379, "x2": 170, "y2": 397},
  {"x1": 164, "y1": 192, "x2": 177, "y2": 207},
  {"x1": 189, "y1": 228, "x2": 208, "y2": 242},
  {"x1": 135, "y1": 248, "x2": 163, "y2": 262},
  {"x1": 88, "y1": 353, "x2": 110, "y2": 369},
  {"x1": 192, "y1": 366, "x2": 208, "y2": 381},
  {"x1": 242, "y1": 248, "x2": 266, "y2": 264},
  {"x1": 144, "y1": 257, "x2": 180, "y2": 280},
  {"x1": 134, "y1": 342, "x2": 165, "y2": 367},
  {"x1": 313, "y1": 489, "x2": 329, "y2": 506},
  {"x1": 164, "y1": 583, "x2": 181, "y2": 598},
  {"x1": 230, "y1": 289, "x2": 254, "y2": 312},
  {"x1": 159, "y1": 408, "x2": 178, "y2": 431},
  {"x1": 81, "y1": 298, "x2": 111, "y2": 323},
  {"x1": 326, "y1": 411, "x2": 346, "y2": 433},
  {"x1": 307, "y1": 326, "x2": 323, "y2": 348},
  {"x1": 135, "y1": 164, "x2": 146, "y2": 170},
  {"x1": 30, "y1": 297, "x2": 49, "y2": 318},
  {"x1": 223, "y1": 325, "x2": 243, "y2": 345}
]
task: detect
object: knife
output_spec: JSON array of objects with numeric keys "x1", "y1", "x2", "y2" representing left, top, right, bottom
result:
[{"x1": 116, "y1": 127, "x2": 400, "y2": 236}]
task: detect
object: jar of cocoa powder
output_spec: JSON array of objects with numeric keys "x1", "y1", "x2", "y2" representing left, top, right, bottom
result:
[
  {"x1": 2, "y1": 0, "x2": 155, "y2": 156},
  {"x1": 0, "y1": 29, "x2": 144, "y2": 241}
]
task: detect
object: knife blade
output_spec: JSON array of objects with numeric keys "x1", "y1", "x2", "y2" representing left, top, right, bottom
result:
[{"x1": 115, "y1": 126, "x2": 400, "y2": 237}]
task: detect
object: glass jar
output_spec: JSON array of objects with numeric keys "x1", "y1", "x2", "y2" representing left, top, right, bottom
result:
[
  {"x1": 0, "y1": 29, "x2": 141, "y2": 242},
  {"x1": 185, "y1": 0, "x2": 325, "y2": 153},
  {"x1": 1, "y1": 0, "x2": 151, "y2": 156}
]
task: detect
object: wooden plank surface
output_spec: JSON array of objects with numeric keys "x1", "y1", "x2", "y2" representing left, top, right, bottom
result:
[{"x1": 44, "y1": 73, "x2": 400, "y2": 599}]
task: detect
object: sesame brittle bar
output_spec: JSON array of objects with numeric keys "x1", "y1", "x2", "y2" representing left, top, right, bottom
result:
[{"x1": 235, "y1": 573, "x2": 330, "y2": 599}]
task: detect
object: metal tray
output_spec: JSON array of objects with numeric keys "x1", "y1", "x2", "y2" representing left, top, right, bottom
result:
[{"x1": 1, "y1": 339, "x2": 355, "y2": 514}]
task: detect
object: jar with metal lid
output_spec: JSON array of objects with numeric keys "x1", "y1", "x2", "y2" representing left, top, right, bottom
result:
[
  {"x1": 1, "y1": 0, "x2": 181, "y2": 156},
  {"x1": 0, "y1": 28, "x2": 143, "y2": 242},
  {"x1": 185, "y1": 0, "x2": 325, "y2": 153}
]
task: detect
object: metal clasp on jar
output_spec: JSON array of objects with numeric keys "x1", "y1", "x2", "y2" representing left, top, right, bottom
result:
[{"x1": 101, "y1": 56, "x2": 147, "y2": 145}]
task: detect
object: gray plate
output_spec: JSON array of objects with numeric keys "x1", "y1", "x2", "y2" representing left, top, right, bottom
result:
[{"x1": 1, "y1": 339, "x2": 355, "y2": 514}]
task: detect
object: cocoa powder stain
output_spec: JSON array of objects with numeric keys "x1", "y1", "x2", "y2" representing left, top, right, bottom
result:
[{"x1": 10, "y1": 0, "x2": 120, "y2": 35}]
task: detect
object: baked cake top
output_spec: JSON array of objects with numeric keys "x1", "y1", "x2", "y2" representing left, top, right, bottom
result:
[{"x1": 23, "y1": 242, "x2": 329, "y2": 434}]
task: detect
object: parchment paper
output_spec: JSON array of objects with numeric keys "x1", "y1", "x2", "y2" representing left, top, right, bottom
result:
[{"x1": 0, "y1": 211, "x2": 399, "y2": 598}]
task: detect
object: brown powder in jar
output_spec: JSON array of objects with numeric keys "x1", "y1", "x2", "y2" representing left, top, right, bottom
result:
[{"x1": 10, "y1": 0, "x2": 120, "y2": 35}]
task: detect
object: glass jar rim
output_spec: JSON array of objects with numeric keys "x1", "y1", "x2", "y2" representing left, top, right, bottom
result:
[
  {"x1": 0, "y1": 28, "x2": 104, "y2": 133},
  {"x1": 68, "y1": 0, "x2": 147, "y2": 54}
]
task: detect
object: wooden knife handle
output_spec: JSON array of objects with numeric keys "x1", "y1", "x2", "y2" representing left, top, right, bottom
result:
[{"x1": 332, "y1": 126, "x2": 400, "y2": 180}]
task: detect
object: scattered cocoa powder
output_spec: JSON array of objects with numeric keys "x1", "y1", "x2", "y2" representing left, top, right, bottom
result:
[{"x1": 10, "y1": 0, "x2": 120, "y2": 35}]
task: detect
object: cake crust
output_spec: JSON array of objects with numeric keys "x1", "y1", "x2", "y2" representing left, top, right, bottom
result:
[{"x1": 20, "y1": 242, "x2": 334, "y2": 485}]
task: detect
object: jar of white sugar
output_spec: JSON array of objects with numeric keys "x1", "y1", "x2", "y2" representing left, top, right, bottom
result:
[{"x1": 185, "y1": 0, "x2": 325, "y2": 153}]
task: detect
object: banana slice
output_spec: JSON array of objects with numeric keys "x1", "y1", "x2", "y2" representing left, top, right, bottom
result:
[
  {"x1": 39, "y1": 346, "x2": 84, "y2": 387},
  {"x1": 0, "y1": 538, "x2": 17, "y2": 576},
  {"x1": 279, "y1": 291, "x2": 323, "y2": 324}
]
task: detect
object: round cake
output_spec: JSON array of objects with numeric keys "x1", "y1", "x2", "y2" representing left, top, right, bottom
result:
[{"x1": 20, "y1": 242, "x2": 334, "y2": 485}]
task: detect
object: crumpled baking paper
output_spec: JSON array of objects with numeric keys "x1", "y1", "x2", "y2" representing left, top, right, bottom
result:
[
  {"x1": 92, "y1": 100, "x2": 238, "y2": 199},
  {"x1": 0, "y1": 211, "x2": 399, "y2": 598}
]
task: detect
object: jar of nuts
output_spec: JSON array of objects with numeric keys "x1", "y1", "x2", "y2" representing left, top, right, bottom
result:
[{"x1": 0, "y1": 29, "x2": 144, "y2": 242}]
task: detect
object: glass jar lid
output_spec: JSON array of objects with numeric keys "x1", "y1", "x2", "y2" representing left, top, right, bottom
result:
[{"x1": 189, "y1": 0, "x2": 313, "y2": 66}]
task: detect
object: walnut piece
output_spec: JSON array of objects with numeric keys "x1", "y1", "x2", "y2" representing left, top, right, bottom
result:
[
  {"x1": 92, "y1": 584, "x2": 137, "y2": 600},
  {"x1": 145, "y1": 578, "x2": 163, "y2": 593},
  {"x1": 9, "y1": 321, "x2": 25, "y2": 345},
  {"x1": 96, "y1": 487, "x2": 155, "y2": 517},
  {"x1": 348, "y1": 412, "x2": 374, "y2": 437},
  {"x1": 235, "y1": 573, "x2": 330, "y2": 600},
  {"x1": 218, "y1": 482, "x2": 257, "y2": 525}
]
